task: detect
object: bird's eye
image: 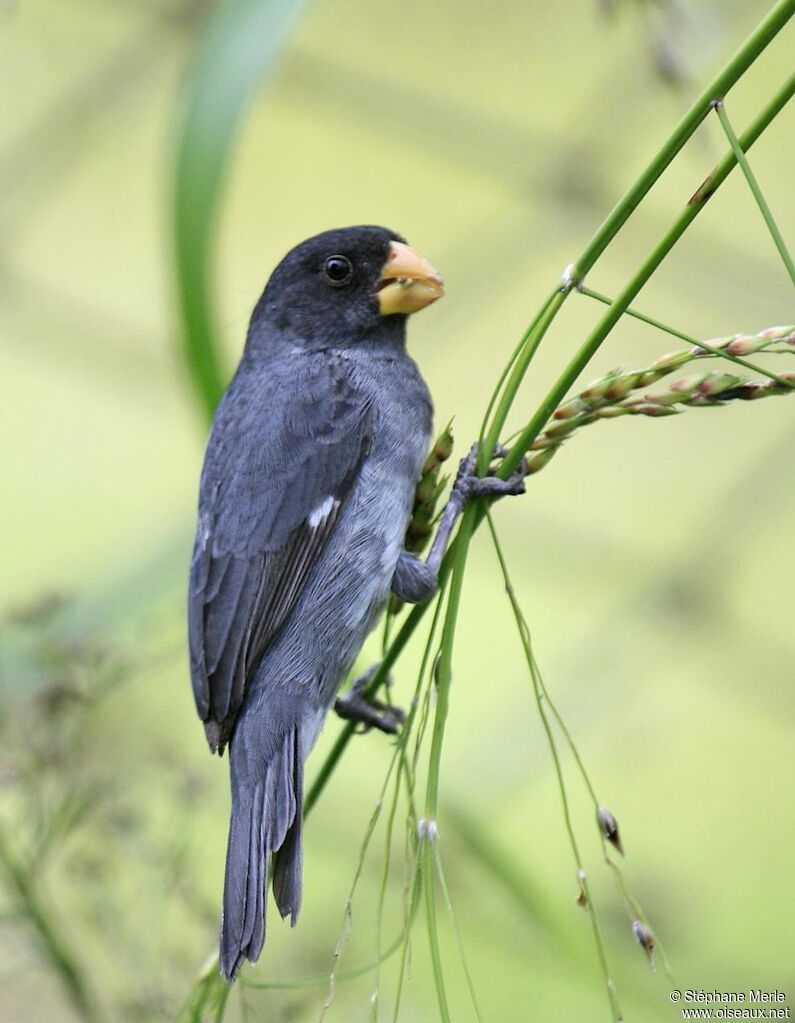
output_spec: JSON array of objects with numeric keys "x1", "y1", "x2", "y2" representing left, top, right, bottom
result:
[{"x1": 324, "y1": 255, "x2": 353, "y2": 286}]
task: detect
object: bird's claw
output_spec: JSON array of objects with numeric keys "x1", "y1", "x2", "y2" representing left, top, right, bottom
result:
[
  {"x1": 334, "y1": 692, "x2": 405, "y2": 734},
  {"x1": 454, "y1": 442, "x2": 527, "y2": 502},
  {"x1": 334, "y1": 665, "x2": 404, "y2": 735}
]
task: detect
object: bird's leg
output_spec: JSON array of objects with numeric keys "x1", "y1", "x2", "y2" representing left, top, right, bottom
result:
[
  {"x1": 334, "y1": 664, "x2": 404, "y2": 734},
  {"x1": 337, "y1": 446, "x2": 525, "y2": 733},
  {"x1": 391, "y1": 443, "x2": 527, "y2": 605}
]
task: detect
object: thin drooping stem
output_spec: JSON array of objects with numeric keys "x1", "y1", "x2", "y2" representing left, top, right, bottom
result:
[
  {"x1": 319, "y1": 584, "x2": 450, "y2": 1018},
  {"x1": 485, "y1": 514, "x2": 621, "y2": 1022},
  {"x1": 712, "y1": 99, "x2": 795, "y2": 286},
  {"x1": 373, "y1": 592, "x2": 447, "y2": 1017},
  {"x1": 433, "y1": 845, "x2": 485, "y2": 1023},
  {"x1": 523, "y1": 639, "x2": 678, "y2": 986},
  {"x1": 578, "y1": 287, "x2": 790, "y2": 384},
  {"x1": 317, "y1": 746, "x2": 402, "y2": 1021},
  {"x1": 423, "y1": 831, "x2": 451, "y2": 1023},
  {"x1": 579, "y1": 285, "x2": 706, "y2": 346},
  {"x1": 416, "y1": 473, "x2": 488, "y2": 1022},
  {"x1": 372, "y1": 765, "x2": 405, "y2": 1022}
]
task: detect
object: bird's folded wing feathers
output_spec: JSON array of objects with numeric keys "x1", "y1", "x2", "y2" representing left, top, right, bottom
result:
[{"x1": 188, "y1": 357, "x2": 371, "y2": 751}]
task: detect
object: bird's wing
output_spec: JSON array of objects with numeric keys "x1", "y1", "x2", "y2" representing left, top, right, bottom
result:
[{"x1": 188, "y1": 355, "x2": 371, "y2": 751}]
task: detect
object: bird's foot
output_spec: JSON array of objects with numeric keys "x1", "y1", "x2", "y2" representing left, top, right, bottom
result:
[
  {"x1": 334, "y1": 665, "x2": 404, "y2": 735},
  {"x1": 453, "y1": 442, "x2": 527, "y2": 502}
]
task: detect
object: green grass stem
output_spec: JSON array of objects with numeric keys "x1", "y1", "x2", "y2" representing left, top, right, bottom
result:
[{"x1": 712, "y1": 99, "x2": 795, "y2": 286}]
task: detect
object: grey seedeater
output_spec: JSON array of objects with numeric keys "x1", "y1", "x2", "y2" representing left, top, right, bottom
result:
[{"x1": 188, "y1": 226, "x2": 525, "y2": 979}]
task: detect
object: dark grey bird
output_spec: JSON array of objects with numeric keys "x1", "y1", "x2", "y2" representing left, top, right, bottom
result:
[{"x1": 188, "y1": 225, "x2": 525, "y2": 980}]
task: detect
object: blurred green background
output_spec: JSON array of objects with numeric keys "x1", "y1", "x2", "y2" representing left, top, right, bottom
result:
[{"x1": 1, "y1": 0, "x2": 794, "y2": 1020}]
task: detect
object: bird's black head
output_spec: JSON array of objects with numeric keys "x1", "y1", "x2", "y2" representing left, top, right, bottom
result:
[{"x1": 246, "y1": 225, "x2": 444, "y2": 355}]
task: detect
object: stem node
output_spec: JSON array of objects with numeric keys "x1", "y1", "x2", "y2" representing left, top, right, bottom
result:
[
  {"x1": 418, "y1": 818, "x2": 439, "y2": 842},
  {"x1": 561, "y1": 263, "x2": 584, "y2": 294}
]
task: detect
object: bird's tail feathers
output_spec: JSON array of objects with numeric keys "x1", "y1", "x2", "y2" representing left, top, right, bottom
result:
[{"x1": 220, "y1": 725, "x2": 303, "y2": 981}]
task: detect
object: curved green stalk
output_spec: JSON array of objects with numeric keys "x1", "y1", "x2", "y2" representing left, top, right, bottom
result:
[
  {"x1": 477, "y1": 287, "x2": 561, "y2": 448},
  {"x1": 479, "y1": 290, "x2": 565, "y2": 473},
  {"x1": 173, "y1": 0, "x2": 307, "y2": 421}
]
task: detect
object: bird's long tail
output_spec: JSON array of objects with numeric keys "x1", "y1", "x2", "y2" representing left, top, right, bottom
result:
[{"x1": 221, "y1": 722, "x2": 303, "y2": 981}]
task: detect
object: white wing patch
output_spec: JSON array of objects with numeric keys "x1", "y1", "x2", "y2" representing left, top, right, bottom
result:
[{"x1": 308, "y1": 495, "x2": 339, "y2": 529}]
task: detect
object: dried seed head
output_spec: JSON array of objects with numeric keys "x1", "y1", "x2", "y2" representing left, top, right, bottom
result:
[
  {"x1": 698, "y1": 372, "x2": 741, "y2": 397},
  {"x1": 580, "y1": 374, "x2": 618, "y2": 401},
  {"x1": 525, "y1": 446, "x2": 558, "y2": 475},
  {"x1": 629, "y1": 401, "x2": 679, "y2": 418},
  {"x1": 760, "y1": 325, "x2": 795, "y2": 341},
  {"x1": 604, "y1": 372, "x2": 641, "y2": 401},
  {"x1": 632, "y1": 919, "x2": 656, "y2": 969},
  {"x1": 725, "y1": 327, "x2": 795, "y2": 355},
  {"x1": 554, "y1": 397, "x2": 588, "y2": 420},
  {"x1": 596, "y1": 805, "x2": 624, "y2": 856},
  {"x1": 434, "y1": 425, "x2": 454, "y2": 462},
  {"x1": 415, "y1": 474, "x2": 437, "y2": 506},
  {"x1": 725, "y1": 335, "x2": 758, "y2": 356},
  {"x1": 670, "y1": 374, "x2": 699, "y2": 395},
  {"x1": 637, "y1": 368, "x2": 664, "y2": 387},
  {"x1": 652, "y1": 349, "x2": 691, "y2": 373},
  {"x1": 421, "y1": 423, "x2": 454, "y2": 476},
  {"x1": 545, "y1": 417, "x2": 580, "y2": 440}
]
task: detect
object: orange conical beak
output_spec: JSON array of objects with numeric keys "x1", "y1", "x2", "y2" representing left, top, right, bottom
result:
[{"x1": 375, "y1": 241, "x2": 445, "y2": 316}]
